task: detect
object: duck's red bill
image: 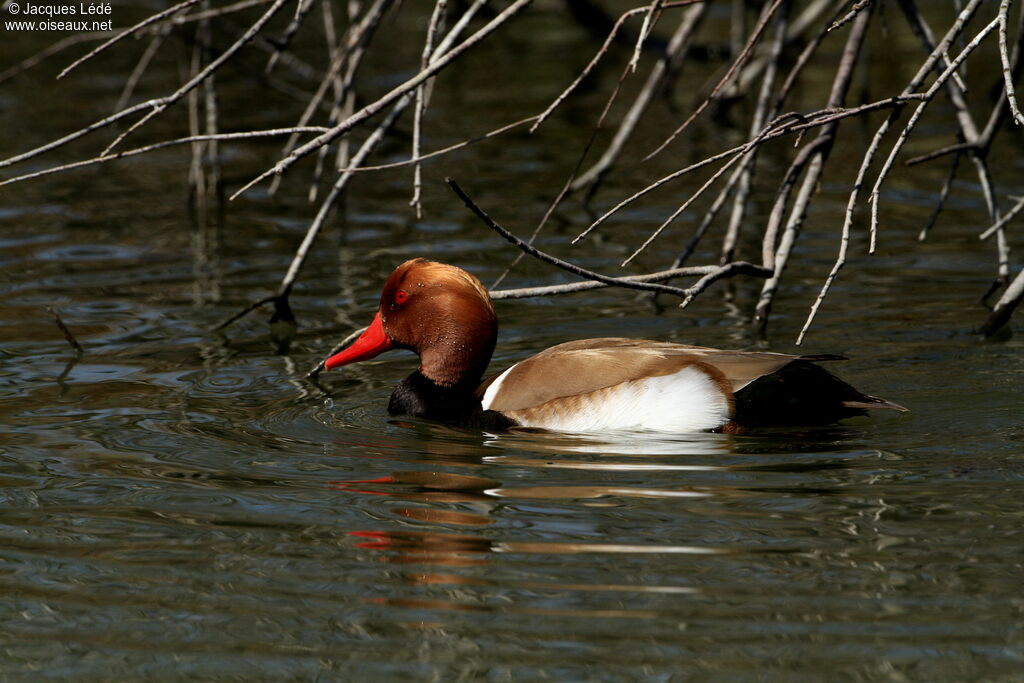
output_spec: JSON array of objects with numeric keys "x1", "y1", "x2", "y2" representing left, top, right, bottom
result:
[{"x1": 324, "y1": 312, "x2": 393, "y2": 370}]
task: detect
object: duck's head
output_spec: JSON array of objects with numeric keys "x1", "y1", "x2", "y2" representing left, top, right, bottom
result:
[{"x1": 323, "y1": 259, "x2": 498, "y2": 386}]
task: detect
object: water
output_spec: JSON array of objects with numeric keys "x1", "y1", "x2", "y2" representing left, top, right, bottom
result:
[{"x1": 2, "y1": 6, "x2": 1024, "y2": 679}]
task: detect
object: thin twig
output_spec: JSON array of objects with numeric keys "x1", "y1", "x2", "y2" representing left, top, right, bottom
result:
[
  {"x1": 448, "y1": 179, "x2": 697, "y2": 299},
  {"x1": 532, "y1": 5, "x2": 655, "y2": 133},
  {"x1": 231, "y1": 0, "x2": 534, "y2": 201},
  {"x1": 269, "y1": 0, "x2": 391, "y2": 198},
  {"x1": 771, "y1": 1, "x2": 851, "y2": 111},
  {"x1": 904, "y1": 140, "x2": 975, "y2": 166},
  {"x1": 50, "y1": 308, "x2": 84, "y2": 354},
  {"x1": 214, "y1": 295, "x2": 278, "y2": 332},
  {"x1": 265, "y1": 0, "x2": 317, "y2": 74},
  {"x1": 491, "y1": 263, "x2": 769, "y2": 300},
  {"x1": 998, "y1": 0, "x2": 1024, "y2": 126},
  {"x1": 59, "y1": 0, "x2": 204, "y2": 79},
  {"x1": 0, "y1": 33, "x2": 107, "y2": 85},
  {"x1": 797, "y1": 0, "x2": 985, "y2": 344},
  {"x1": 620, "y1": 137, "x2": 753, "y2": 266},
  {"x1": 573, "y1": 96, "x2": 923, "y2": 245},
  {"x1": 529, "y1": 0, "x2": 704, "y2": 135},
  {"x1": 674, "y1": 163, "x2": 742, "y2": 268},
  {"x1": 0, "y1": 129, "x2": 330, "y2": 188},
  {"x1": 571, "y1": 2, "x2": 707, "y2": 192},
  {"x1": 306, "y1": 324, "x2": 369, "y2": 378},
  {"x1": 631, "y1": 0, "x2": 664, "y2": 72},
  {"x1": 0, "y1": 0, "x2": 292, "y2": 172},
  {"x1": 919, "y1": 148, "x2": 962, "y2": 241},
  {"x1": 978, "y1": 267, "x2": 1024, "y2": 337},
  {"x1": 829, "y1": 0, "x2": 871, "y2": 33},
  {"x1": 731, "y1": 0, "x2": 834, "y2": 94},
  {"x1": 644, "y1": 0, "x2": 786, "y2": 161},
  {"x1": 722, "y1": 0, "x2": 790, "y2": 264},
  {"x1": 868, "y1": 16, "x2": 1000, "y2": 248},
  {"x1": 760, "y1": 136, "x2": 832, "y2": 271},
  {"x1": 981, "y1": 0, "x2": 1024, "y2": 145},
  {"x1": 980, "y1": 194, "x2": 1024, "y2": 241},
  {"x1": 493, "y1": 102, "x2": 623, "y2": 287},
  {"x1": 680, "y1": 261, "x2": 774, "y2": 308},
  {"x1": 347, "y1": 116, "x2": 543, "y2": 174},
  {"x1": 175, "y1": 0, "x2": 273, "y2": 24},
  {"x1": 114, "y1": 28, "x2": 169, "y2": 113},
  {"x1": 755, "y1": 3, "x2": 871, "y2": 337},
  {"x1": 410, "y1": 0, "x2": 448, "y2": 218},
  {"x1": 102, "y1": 0, "x2": 294, "y2": 155}
]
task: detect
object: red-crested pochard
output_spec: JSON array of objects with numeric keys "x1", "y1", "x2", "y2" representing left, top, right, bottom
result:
[{"x1": 321, "y1": 259, "x2": 905, "y2": 432}]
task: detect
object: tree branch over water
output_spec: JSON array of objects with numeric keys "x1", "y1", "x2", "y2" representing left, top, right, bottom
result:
[{"x1": 2, "y1": 0, "x2": 1023, "y2": 340}]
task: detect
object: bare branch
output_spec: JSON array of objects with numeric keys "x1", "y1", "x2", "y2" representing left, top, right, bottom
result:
[
  {"x1": 50, "y1": 308, "x2": 84, "y2": 355},
  {"x1": 448, "y1": 179, "x2": 699, "y2": 299},
  {"x1": 868, "y1": 16, "x2": 1000, "y2": 247},
  {"x1": 268, "y1": 0, "x2": 392, "y2": 198},
  {"x1": 114, "y1": 28, "x2": 169, "y2": 113},
  {"x1": 571, "y1": 2, "x2": 707, "y2": 192},
  {"x1": 754, "y1": 3, "x2": 871, "y2": 337},
  {"x1": 978, "y1": 267, "x2": 1024, "y2": 337},
  {"x1": 264, "y1": 0, "x2": 318, "y2": 74},
  {"x1": 644, "y1": 0, "x2": 786, "y2": 161},
  {"x1": 998, "y1": 0, "x2": 1024, "y2": 126},
  {"x1": 231, "y1": 0, "x2": 534, "y2": 200},
  {"x1": 918, "y1": 148, "x2": 962, "y2": 242},
  {"x1": 630, "y1": 0, "x2": 664, "y2": 72},
  {"x1": 410, "y1": 0, "x2": 449, "y2": 218},
  {"x1": 620, "y1": 138, "x2": 751, "y2": 266},
  {"x1": 0, "y1": 33, "x2": 108, "y2": 86},
  {"x1": 904, "y1": 140, "x2": 975, "y2": 166},
  {"x1": 798, "y1": 0, "x2": 986, "y2": 344},
  {"x1": 58, "y1": 0, "x2": 204, "y2": 79},
  {"x1": 531, "y1": 5, "x2": 650, "y2": 133},
  {"x1": 0, "y1": 0, "x2": 292, "y2": 172},
  {"x1": 573, "y1": 96, "x2": 922, "y2": 246},
  {"x1": 490, "y1": 263, "x2": 769, "y2": 300},
  {"x1": 723, "y1": 0, "x2": 791, "y2": 264},
  {"x1": 980, "y1": 194, "x2": 1024, "y2": 241},
  {"x1": 829, "y1": 0, "x2": 871, "y2": 33},
  {"x1": 0, "y1": 129, "x2": 329, "y2": 188}
]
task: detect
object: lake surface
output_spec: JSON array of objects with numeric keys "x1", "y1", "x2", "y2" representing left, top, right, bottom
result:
[{"x1": 2, "y1": 4, "x2": 1023, "y2": 679}]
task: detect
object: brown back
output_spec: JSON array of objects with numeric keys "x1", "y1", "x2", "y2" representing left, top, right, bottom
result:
[{"x1": 477, "y1": 338, "x2": 799, "y2": 411}]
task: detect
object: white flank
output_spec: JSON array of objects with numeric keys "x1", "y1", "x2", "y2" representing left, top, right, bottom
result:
[
  {"x1": 480, "y1": 363, "x2": 517, "y2": 410},
  {"x1": 495, "y1": 365, "x2": 731, "y2": 433}
]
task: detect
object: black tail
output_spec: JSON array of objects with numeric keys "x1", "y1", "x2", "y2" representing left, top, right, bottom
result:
[{"x1": 732, "y1": 360, "x2": 905, "y2": 428}]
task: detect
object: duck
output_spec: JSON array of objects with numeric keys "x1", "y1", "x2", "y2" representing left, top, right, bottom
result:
[{"x1": 320, "y1": 259, "x2": 905, "y2": 433}]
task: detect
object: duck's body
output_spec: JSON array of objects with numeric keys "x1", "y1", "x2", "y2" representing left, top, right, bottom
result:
[{"x1": 322, "y1": 259, "x2": 904, "y2": 433}]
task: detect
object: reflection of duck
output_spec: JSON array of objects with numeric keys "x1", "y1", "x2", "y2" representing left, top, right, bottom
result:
[{"x1": 322, "y1": 259, "x2": 905, "y2": 432}]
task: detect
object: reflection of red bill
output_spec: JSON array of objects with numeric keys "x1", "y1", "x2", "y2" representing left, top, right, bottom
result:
[
  {"x1": 327, "y1": 477, "x2": 394, "y2": 496},
  {"x1": 350, "y1": 530, "x2": 392, "y2": 549}
]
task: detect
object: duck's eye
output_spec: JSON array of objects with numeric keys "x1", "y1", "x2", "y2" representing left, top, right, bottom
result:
[{"x1": 394, "y1": 290, "x2": 408, "y2": 305}]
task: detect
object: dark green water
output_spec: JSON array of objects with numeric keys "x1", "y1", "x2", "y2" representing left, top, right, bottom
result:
[{"x1": 2, "y1": 4, "x2": 1023, "y2": 679}]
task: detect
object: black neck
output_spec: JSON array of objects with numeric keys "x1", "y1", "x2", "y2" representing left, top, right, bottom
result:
[{"x1": 388, "y1": 371, "x2": 515, "y2": 430}]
